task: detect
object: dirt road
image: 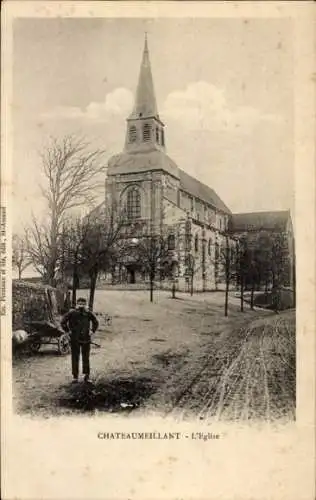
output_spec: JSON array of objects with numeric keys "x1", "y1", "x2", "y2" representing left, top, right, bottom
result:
[{"x1": 13, "y1": 290, "x2": 295, "y2": 422}]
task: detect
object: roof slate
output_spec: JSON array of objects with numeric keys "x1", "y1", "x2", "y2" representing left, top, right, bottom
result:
[{"x1": 179, "y1": 169, "x2": 231, "y2": 214}]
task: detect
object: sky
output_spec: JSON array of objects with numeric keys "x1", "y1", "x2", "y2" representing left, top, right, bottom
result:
[{"x1": 12, "y1": 17, "x2": 294, "y2": 234}]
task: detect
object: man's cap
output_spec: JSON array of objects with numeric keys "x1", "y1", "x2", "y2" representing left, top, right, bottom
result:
[{"x1": 77, "y1": 297, "x2": 87, "y2": 304}]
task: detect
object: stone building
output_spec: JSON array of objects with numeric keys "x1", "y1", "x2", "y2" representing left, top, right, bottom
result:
[{"x1": 95, "y1": 36, "x2": 294, "y2": 292}]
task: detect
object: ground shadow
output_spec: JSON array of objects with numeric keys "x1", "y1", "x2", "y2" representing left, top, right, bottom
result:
[{"x1": 58, "y1": 376, "x2": 157, "y2": 413}]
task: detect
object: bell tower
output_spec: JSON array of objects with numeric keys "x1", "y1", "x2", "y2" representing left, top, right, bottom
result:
[{"x1": 124, "y1": 34, "x2": 166, "y2": 154}]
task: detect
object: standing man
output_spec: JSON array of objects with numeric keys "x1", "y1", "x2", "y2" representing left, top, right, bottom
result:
[{"x1": 61, "y1": 297, "x2": 99, "y2": 383}]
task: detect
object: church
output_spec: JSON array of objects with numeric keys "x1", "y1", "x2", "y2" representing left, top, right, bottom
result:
[{"x1": 99, "y1": 36, "x2": 294, "y2": 292}]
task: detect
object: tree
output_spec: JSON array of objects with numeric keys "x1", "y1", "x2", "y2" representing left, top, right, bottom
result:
[
  {"x1": 183, "y1": 224, "x2": 208, "y2": 296},
  {"x1": 236, "y1": 236, "x2": 249, "y2": 312},
  {"x1": 184, "y1": 254, "x2": 203, "y2": 296},
  {"x1": 12, "y1": 234, "x2": 30, "y2": 279},
  {"x1": 80, "y1": 204, "x2": 127, "y2": 311},
  {"x1": 217, "y1": 236, "x2": 238, "y2": 316},
  {"x1": 270, "y1": 232, "x2": 290, "y2": 313},
  {"x1": 132, "y1": 232, "x2": 171, "y2": 302},
  {"x1": 59, "y1": 215, "x2": 92, "y2": 307},
  {"x1": 235, "y1": 230, "x2": 293, "y2": 312},
  {"x1": 27, "y1": 135, "x2": 106, "y2": 285}
]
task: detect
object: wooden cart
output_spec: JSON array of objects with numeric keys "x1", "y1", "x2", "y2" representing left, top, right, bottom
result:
[{"x1": 25, "y1": 320, "x2": 71, "y2": 355}]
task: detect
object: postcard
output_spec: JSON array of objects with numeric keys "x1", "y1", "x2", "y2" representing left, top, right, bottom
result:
[{"x1": 1, "y1": 1, "x2": 315, "y2": 499}]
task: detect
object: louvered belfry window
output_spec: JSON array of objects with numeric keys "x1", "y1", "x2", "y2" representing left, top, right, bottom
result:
[
  {"x1": 143, "y1": 123, "x2": 151, "y2": 142},
  {"x1": 129, "y1": 125, "x2": 137, "y2": 143},
  {"x1": 127, "y1": 187, "x2": 141, "y2": 220},
  {"x1": 161, "y1": 129, "x2": 165, "y2": 146},
  {"x1": 168, "y1": 234, "x2": 175, "y2": 251}
]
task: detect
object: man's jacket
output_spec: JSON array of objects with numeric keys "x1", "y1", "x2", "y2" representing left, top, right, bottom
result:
[{"x1": 61, "y1": 308, "x2": 99, "y2": 342}]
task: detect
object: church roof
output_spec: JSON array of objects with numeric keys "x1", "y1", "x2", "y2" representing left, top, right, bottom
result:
[
  {"x1": 107, "y1": 150, "x2": 231, "y2": 214},
  {"x1": 231, "y1": 210, "x2": 290, "y2": 232},
  {"x1": 179, "y1": 169, "x2": 231, "y2": 214},
  {"x1": 128, "y1": 35, "x2": 159, "y2": 120}
]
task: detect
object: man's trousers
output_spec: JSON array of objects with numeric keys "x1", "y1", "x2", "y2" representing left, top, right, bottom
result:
[{"x1": 70, "y1": 340, "x2": 91, "y2": 378}]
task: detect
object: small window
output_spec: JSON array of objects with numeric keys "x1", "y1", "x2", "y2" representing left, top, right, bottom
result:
[
  {"x1": 168, "y1": 234, "x2": 175, "y2": 251},
  {"x1": 143, "y1": 123, "x2": 151, "y2": 142},
  {"x1": 208, "y1": 239, "x2": 212, "y2": 256},
  {"x1": 195, "y1": 234, "x2": 199, "y2": 252},
  {"x1": 129, "y1": 125, "x2": 137, "y2": 143},
  {"x1": 155, "y1": 127, "x2": 159, "y2": 143}
]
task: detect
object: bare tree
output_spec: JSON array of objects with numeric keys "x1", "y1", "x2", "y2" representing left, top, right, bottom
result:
[
  {"x1": 183, "y1": 225, "x2": 207, "y2": 296},
  {"x1": 12, "y1": 234, "x2": 30, "y2": 279},
  {"x1": 184, "y1": 255, "x2": 202, "y2": 296},
  {"x1": 133, "y1": 232, "x2": 171, "y2": 302},
  {"x1": 25, "y1": 217, "x2": 54, "y2": 279},
  {"x1": 235, "y1": 235, "x2": 249, "y2": 312},
  {"x1": 80, "y1": 204, "x2": 128, "y2": 311},
  {"x1": 59, "y1": 215, "x2": 93, "y2": 306},
  {"x1": 216, "y1": 236, "x2": 238, "y2": 316},
  {"x1": 27, "y1": 135, "x2": 107, "y2": 285}
]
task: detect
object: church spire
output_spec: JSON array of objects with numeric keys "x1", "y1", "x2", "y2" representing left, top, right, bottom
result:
[
  {"x1": 125, "y1": 35, "x2": 165, "y2": 153},
  {"x1": 129, "y1": 34, "x2": 159, "y2": 119}
]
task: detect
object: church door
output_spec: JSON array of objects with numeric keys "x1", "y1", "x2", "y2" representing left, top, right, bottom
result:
[{"x1": 127, "y1": 266, "x2": 136, "y2": 284}]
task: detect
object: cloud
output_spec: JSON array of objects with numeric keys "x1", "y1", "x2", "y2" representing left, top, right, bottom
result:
[
  {"x1": 42, "y1": 87, "x2": 133, "y2": 122},
  {"x1": 162, "y1": 81, "x2": 281, "y2": 134}
]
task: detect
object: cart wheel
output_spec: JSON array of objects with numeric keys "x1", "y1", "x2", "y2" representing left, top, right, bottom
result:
[
  {"x1": 58, "y1": 334, "x2": 70, "y2": 355},
  {"x1": 29, "y1": 341, "x2": 41, "y2": 353}
]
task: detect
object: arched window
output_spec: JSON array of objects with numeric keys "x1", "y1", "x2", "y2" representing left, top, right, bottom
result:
[
  {"x1": 127, "y1": 187, "x2": 141, "y2": 221},
  {"x1": 128, "y1": 125, "x2": 137, "y2": 143},
  {"x1": 195, "y1": 234, "x2": 199, "y2": 252},
  {"x1": 168, "y1": 234, "x2": 175, "y2": 251},
  {"x1": 155, "y1": 127, "x2": 160, "y2": 143},
  {"x1": 143, "y1": 123, "x2": 151, "y2": 142}
]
